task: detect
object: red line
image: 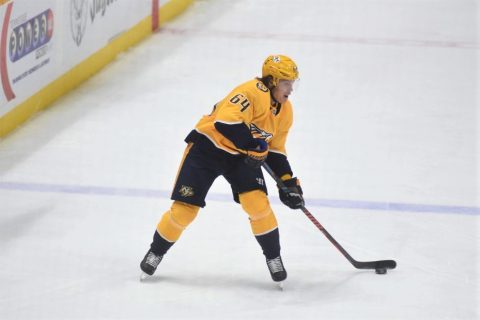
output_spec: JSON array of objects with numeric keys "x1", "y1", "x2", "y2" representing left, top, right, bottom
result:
[
  {"x1": 1, "y1": 2, "x2": 15, "y2": 101},
  {"x1": 152, "y1": 0, "x2": 159, "y2": 32},
  {"x1": 159, "y1": 27, "x2": 479, "y2": 50}
]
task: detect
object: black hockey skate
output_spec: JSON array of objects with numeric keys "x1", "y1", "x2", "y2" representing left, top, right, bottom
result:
[
  {"x1": 266, "y1": 256, "x2": 287, "y2": 282},
  {"x1": 140, "y1": 250, "x2": 163, "y2": 280}
]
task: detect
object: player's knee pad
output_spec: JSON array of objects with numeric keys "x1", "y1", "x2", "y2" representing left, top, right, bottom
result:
[
  {"x1": 157, "y1": 201, "x2": 200, "y2": 242},
  {"x1": 170, "y1": 201, "x2": 199, "y2": 226},
  {"x1": 239, "y1": 190, "x2": 278, "y2": 236},
  {"x1": 239, "y1": 190, "x2": 270, "y2": 219}
]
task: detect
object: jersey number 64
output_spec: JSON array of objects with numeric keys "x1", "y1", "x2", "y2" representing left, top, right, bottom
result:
[{"x1": 229, "y1": 94, "x2": 250, "y2": 112}]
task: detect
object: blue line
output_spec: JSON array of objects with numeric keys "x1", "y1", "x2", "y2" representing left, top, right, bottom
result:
[
  {"x1": 0, "y1": 181, "x2": 478, "y2": 216},
  {"x1": 306, "y1": 198, "x2": 479, "y2": 215}
]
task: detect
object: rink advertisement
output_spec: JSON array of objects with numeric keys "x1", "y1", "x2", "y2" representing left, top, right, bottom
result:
[
  {"x1": 0, "y1": 0, "x2": 148, "y2": 119},
  {"x1": 0, "y1": 0, "x2": 193, "y2": 138},
  {"x1": 63, "y1": 0, "x2": 149, "y2": 70},
  {"x1": 0, "y1": 1, "x2": 56, "y2": 113}
]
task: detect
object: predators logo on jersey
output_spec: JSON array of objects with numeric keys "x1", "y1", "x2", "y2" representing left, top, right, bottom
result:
[
  {"x1": 250, "y1": 123, "x2": 273, "y2": 141},
  {"x1": 256, "y1": 82, "x2": 269, "y2": 92},
  {"x1": 179, "y1": 185, "x2": 194, "y2": 197}
]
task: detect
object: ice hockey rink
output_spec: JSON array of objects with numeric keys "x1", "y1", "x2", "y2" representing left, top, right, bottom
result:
[{"x1": 0, "y1": 0, "x2": 478, "y2": 319}]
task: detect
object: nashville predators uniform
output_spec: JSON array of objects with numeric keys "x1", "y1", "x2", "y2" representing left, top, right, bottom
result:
[
  {"x1": 150, "y1": 77, "x2": 295, "y2": 263},
  {"x1": 141, "y1": 55, "x2": 301, "y2": 282}
]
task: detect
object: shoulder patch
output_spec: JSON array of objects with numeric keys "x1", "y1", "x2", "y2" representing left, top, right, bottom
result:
[{"x1": 256, "y1": 82, "x2": 269, "y2": 92}]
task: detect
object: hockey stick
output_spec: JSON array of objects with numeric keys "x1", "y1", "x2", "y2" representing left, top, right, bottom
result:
[{"x1": 262, "y1": 163, "x2": 397, "y2": 273}]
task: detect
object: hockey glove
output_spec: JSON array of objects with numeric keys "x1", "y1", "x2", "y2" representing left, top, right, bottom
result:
[
  {"x1": 278, "y1": 177, "x2": 304, "y2": 209},
  {"x1": 244, "y1": 139, "x2": 268, "y2": 169}
]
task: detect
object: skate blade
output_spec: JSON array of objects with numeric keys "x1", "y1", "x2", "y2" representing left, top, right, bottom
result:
[
  {"x1": 140, "y1": 272, "x2": 150, "y2": 281},
  {"x1": 277, "y1": 281, "x2": 284, "y2": 291}
]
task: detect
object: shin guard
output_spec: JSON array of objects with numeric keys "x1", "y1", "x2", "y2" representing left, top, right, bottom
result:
[
  {"x1": 156, "y1": 201, "x2": 200, "y2": 243},
  {"x1": 239, "y1": 190, "x2": 278, "y2": 236}
]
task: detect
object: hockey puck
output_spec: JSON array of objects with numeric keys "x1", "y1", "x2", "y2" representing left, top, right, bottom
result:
[{"x1": 375, "y1": 268, "x2": 387, "y2": 274}]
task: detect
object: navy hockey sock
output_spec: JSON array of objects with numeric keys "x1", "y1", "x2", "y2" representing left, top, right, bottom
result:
[
  {"x1": 255, "y1": 228, "x2": 281, "y2": 259},
  {"x1": 150, "y1": 231, "x2": 175, "y2": 256}
]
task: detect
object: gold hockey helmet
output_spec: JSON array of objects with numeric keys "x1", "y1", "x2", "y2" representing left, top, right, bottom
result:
[{"x1": 262, "y1": 55, "x2": 299, "y2": 86}]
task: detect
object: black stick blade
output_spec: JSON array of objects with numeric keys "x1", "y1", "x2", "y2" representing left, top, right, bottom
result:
[{"x1": 354, "y1": 259, "x2": 397, "y2": 270}]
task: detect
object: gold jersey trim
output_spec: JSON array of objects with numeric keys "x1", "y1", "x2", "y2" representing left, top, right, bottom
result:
[
  {"x1": 268, "y1": 149, "x2": 287, "y2": 157},
  {"x1": 214, "y1": 120, "x2": 243, "y2": 125}
]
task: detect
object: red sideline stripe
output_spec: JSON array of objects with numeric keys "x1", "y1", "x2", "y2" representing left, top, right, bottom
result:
[
  {"x1": 1, "y1": 2, "x2": 15, "y2": 101},
  {"x1": 152, "y1": 0, "x2": 159, "y2": 31},
  {"x1": 160, "y1": 27, "x2": 479, "y2": 50}
]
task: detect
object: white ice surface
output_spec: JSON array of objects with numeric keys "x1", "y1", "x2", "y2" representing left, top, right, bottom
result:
[{"x1": 0, "y1": 0, "x2": 478, "y2": 319}]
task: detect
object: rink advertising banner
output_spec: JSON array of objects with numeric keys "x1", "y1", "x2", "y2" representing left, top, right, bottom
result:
[
  {"x1": 0, "y1": 0, "x2": 193, "y2": 138},
  {"x1": 64, "y1": 0, "x2": 149, "y2": 69},
  {"x1": 0, "y1": 0, "x2": 56, "y2": 114}
]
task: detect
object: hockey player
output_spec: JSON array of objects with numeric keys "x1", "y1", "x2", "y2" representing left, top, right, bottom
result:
[{"x1": 140, "y1": 55, "x2": 305, "y2": 284}]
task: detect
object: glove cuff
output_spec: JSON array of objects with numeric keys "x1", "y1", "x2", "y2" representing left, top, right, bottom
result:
[{"x1": 246, "y1": 139, "x2": 268, "y2": 161}]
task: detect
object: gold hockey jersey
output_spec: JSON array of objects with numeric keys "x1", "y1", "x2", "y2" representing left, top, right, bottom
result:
[{"x1": 194, "y1": 78, "x2": 293, "y2": 157}]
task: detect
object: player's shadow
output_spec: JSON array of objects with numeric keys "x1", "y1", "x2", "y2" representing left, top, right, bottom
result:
[
  {"x1": 141, "y1": 273, "x2": 281, "y2": 291},
  {"x1": 139, "y1": 269, "x2": 364, "y2": 292}
]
